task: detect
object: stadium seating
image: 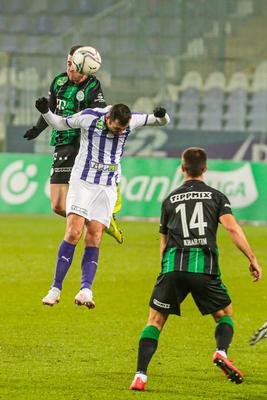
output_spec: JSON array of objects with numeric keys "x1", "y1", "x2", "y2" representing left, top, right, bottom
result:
[{"x1": 1, "y1": 0, "x2": 267, "y2": 139}]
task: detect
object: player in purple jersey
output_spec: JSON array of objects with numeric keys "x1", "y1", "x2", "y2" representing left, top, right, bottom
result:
[
  {"x1": 24, "y1": 45, "x2": 123, "y2": 244},
  {"x1": 35, "y1": 97, "x2": 170, "y2": 309}
]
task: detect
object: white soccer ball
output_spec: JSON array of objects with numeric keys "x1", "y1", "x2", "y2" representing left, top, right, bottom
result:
[{"x1": 72, "y1": 46, "x2": 102, "y2": 76}]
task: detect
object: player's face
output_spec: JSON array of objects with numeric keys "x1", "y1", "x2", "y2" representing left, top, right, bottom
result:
[
  {"x1": 66, "y1": 55, "x2": 87, "y2": 83},
  {"x1": 106, "y1": 116, "x2": 130, "y2": 135}
]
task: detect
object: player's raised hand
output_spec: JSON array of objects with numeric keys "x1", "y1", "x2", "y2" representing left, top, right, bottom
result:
[
  {"x1": 153, "y1": 106, "x2": 166, "y2": 118},
  {"x1": 35, "y1": 97, "x2": 49, "y2": 114},
  {"x1": 23, "y1": 126, "x2": 40, "y2": 140}
]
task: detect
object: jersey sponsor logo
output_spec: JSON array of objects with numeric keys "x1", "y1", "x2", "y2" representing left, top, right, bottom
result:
[
  {"x1": 76, "y1": 90, "x2": 85, "y2": 101},
  {"x1": 153, "y1": 299, "x2": 170, "y2": 309},
  {"x1": 170, "y1": 191, "x2": 212, "y2": 203},
  {"x1": 56, "y1": 98, "x2": 67, "y2": 111},
  {"x1": 90, "y1": 161, "x2": 118, "y2": 171},
  {"x1": 184, "y1": 238, "x2": 207, "y2": 246},
  {"x1": 57, "y1": 76, "x2": 68, "y2": 86}
]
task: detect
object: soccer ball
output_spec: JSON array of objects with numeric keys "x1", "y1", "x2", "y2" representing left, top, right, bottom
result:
[{"x1": 72, "y1": 46, "x2": 102, "y2": 76}]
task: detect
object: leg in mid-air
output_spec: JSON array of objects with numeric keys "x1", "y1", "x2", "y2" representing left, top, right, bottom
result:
[
  {"x1": 212, "y1": 305, "x2": 243, "y2": 384},
  {"x1": 50, "y1": 183, "x2": 69, "y2": 217},
  {"x1": 74, "y1": 220, "x2": 105, "y2": 309},
  {"x1": 249, "y1": 320, "x2": 267, "y2": 345},
  {"x1": 105, "y1": 183, "x2": 123, "y2": 244},
  {"x1": 129, "y1": 308, "x2": 168, "y2": 391},
  {"x1": 42, "y1": 213, "x2": 85, "y2": 306},
  {"x1": 73, "y1": 180, "x2": 117, "y2": 308}
]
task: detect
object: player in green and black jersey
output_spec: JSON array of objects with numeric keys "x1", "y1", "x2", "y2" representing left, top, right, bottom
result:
[
  {"x1": 129, "y1": 147, "x2": 262, "y2": 391},
  {"x1": 24, "y1": 45, "x2": 123, "y2": 243}
]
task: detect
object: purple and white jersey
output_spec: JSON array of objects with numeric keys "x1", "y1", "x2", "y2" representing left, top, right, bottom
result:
[{"x1": 65, "y1": 105, "x2": 168, "y2": 186}]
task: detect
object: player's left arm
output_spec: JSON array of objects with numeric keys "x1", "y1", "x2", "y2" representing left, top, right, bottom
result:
[
  {"x1": 219, "y1": 213, "x2": 262, "y2": 281},
  {"x1": 130, "y1": 107, "x2": 170, "y2": 129}
]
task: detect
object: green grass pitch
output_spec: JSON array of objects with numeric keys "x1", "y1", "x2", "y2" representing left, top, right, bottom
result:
[{"x1": 0, "y1": 215, "x2": 267, "y2": 400}]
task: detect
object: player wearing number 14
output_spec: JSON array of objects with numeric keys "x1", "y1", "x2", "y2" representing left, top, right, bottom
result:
[{"x1": 129, "y1": 147, "x2": 262, "y2": 391}]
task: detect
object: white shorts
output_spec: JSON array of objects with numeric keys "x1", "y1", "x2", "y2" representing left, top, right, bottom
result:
[{"x1": 66, "y1": 179, "x2": 117, "y2": 227}]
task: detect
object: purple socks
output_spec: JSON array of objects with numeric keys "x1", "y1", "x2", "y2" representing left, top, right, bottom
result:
[
  {"x1": 52, "y1": 240, "x2": 76, "y2": 290},
  {"x1": 52, "y1": 242, "x2": 99, "y2": 291},
  {"x1": 81, "y1": 247, "x2": 99, "y2": 289}
]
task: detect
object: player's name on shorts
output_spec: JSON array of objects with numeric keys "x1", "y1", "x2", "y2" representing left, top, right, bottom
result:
[
  {"x1": 183, "y1": 238, "x2": 207, "y2": 246},
  {"x1": 170, "y1": 191, "x2": 212, "y2": 203},
  {"x1": 54, "y1": 167, "x2": 72, "y2": 173}
]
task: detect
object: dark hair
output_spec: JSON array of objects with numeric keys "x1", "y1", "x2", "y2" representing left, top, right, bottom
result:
[
  {"x1": 69, "y1": 45, "x2": 85, "y2": 55},
  {"x1": 182, "y1": 147, "x2": 207, "y2": 177},
  {"x1": 109, "y1": 104, "x2": 131, "y2": 126}
]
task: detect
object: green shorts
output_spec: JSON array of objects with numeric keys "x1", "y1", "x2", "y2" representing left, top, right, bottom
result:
[{"x1": 149, "y1": 271, "x2": 231, "y2": 316}]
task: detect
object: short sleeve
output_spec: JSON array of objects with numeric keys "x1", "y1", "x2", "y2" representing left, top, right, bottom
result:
[
  {"x1": 66, "y1": 110, "x2": 93, "y2": 130},
  {"x1": 159, "y1": 199, "x2": 169, "y2": 234},
  {"x1": 129, "y1": 113, "x2": 149, "y2": 130},
  {"x1": 218, "y1": 193, "x2": 232, "y2": 217}
]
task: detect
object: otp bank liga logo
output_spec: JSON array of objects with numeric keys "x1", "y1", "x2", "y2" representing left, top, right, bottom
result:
[{"x1": 0, "y1": 160, "x2": 38, "y2": 204}]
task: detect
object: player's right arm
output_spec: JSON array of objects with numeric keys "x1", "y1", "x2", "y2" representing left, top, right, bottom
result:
[
  {"x1": 159, "y1": 199, "x2": 169, "y2": 262},
  {"x1": 219, "y1": 213, "x2": 262, "y2": 281},
  {"x1": 35, "y1": 97, "x2": 89, "y2": 131},
  {"x1": 24, "y1": 81, "x2": 57, "y2": 140}
]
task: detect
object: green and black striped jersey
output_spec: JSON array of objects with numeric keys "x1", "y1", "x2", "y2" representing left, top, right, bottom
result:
[
  {"x1": 36, "y1": 72, "x2": 106, "y2": 146},
  {"x1": 160, "y1": 179, "x2": 232, "y2": 276}
]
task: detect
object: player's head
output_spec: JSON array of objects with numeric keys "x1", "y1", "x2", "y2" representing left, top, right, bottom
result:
[
  {"x1": 67, "y1": 44, "x2": 87, "y2": 83},
  {"x1": 181, "y1": 147, "x2": 207, "y2": 178},
  {"x1": 106, "y1": 104, "x2": 132, "y2": 135}
]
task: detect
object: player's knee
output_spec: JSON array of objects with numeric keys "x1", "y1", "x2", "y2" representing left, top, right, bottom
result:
[
  {"x1": 51, "y1": 198, "x2": 66, "y2": 216},
  {"x1": 85, "y1": 232, "x2": 102, "y2": 247},
  {"x1": 147, "y1": 310, "x2": 167, "y2": 330},
  {"x1": 65, "y1": 227, "x2": 83, "y2": 244},
  {"x1": 52, "y1": 206, "x2": 66, "y2": 217}
]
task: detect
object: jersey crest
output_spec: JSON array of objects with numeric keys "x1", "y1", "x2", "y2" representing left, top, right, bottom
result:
[
  {"x1": 57, "y1": 76, "x2": 68, "y2": 86},
  {"x1": 96, "y1": 119, "x2": 107, "y2": 130}
]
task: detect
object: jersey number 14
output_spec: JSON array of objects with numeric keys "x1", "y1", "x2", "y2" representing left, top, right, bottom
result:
[{"x1": 175, "y1": 202, "x2": 207, "y2": 237}]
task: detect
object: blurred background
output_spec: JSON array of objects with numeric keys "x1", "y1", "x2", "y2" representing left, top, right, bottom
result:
[{"x1": 1, "y1": 0, "x2": 267, "y2": 220}]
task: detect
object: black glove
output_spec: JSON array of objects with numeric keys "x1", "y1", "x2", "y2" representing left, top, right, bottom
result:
[
  {"x1": 35, "y1": 97, "x2": 49, "y2": 114},
  {"x1": 23, "y1": 126, "x2": 40, "y2": 140},
  {"x1": 153, "y1": 106, "x2": 166, "y2": 118}
]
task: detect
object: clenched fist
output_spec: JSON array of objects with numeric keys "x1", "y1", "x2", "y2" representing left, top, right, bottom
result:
[
  {"x1": 153, "y1": 107, "x2": 166, "y2": 118},
  {"x1": 35, "y1": 97, "x2": 49, "y2": 114}
]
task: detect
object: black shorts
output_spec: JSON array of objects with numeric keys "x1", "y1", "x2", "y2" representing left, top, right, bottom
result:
[
  {"x1": 50, "y1": 143, "x2": 79, "y2": 184},
  {"x1": 149, "y1": 271, "x2": 231, "y2": 316}
]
